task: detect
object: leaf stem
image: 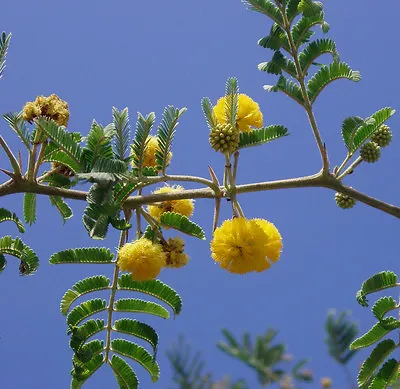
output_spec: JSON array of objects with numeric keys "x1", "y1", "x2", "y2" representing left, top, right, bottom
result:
[
  {"x1": 337, "y1": 157, "x2": 362, "y2": 180},
  {"x1": 279, "y1": 3, "x2": 329, "y2": 173}
]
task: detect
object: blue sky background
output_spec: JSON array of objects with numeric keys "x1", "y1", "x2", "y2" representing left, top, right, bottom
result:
[{"x1": 0, "y1": 1, "x2": 399, "y2": 388}]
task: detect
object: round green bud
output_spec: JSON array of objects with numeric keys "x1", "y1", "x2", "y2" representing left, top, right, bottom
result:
[
  {"x1": 371, "y1": 124, "x2": 392, "y2": 147},
  {"x1": 335, "y1": 192, "x2": 356, "y2": 209},
  {"x1": 209, "y1": 123, "x2": 240, "y2": 153},
  {"x1": 360, "y1": 141, "x2": 381, "y2": 163}
]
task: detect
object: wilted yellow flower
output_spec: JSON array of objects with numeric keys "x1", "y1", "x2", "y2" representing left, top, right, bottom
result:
[
  {"x1": 22, "y1": 94, "x2": 70, "y2": 126},
  {"x1": 320, "y1": 377, "x2": 332, "y2": 389},
  {"x1": 147, "y1": 185, "x2": 194, "y2": 220},
  {"x1": 132, "y1": 135, "x2": 172, "y2": 171},
  {"x1": 213, "y1": 93, "x2": 263, "y2": 133},
  {"x1": 117, "y1": 238, "x2": 166, "y2": 281},
  {"x1": 163, "y1": 237, "x2": 189, "y2": 268},
  {"x1": 210, "y1": 217, "x2": 282, "y2": 274}
]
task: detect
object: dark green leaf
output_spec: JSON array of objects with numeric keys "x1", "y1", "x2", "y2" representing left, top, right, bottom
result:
[
  {"x1": 368, "y1": 359, "x2": 399, "y2": 389},
  {"x1": 341, "y1": 116, "x2": 364, "y2": 151},
  {"x1": 0, "y1": 32, "x2": 11, "y2": 78},
  {"x1": 292, "y1": 13, "x2": 324, "y2": 47},
  {"x1": 264, "y1": 75, "x2": 304, "y2": 105},
  {"x1": 242, "y1": 0, "x2": 283, "y2": 26},
  {"x1": 299, "y1": 38, "x2": 339, "y2": 73},
  {"x1": 50, "y1": 247, "x2": 114, "y2": 265},
  {"x1": 356, "y1": 271, "x2": 398, "y2": 307},
  {"x1": 258, "y1": 24, "x2": 290, "y2": 52},
  {"x1": 0, "y1": 207, "x2": 25, "y2": 232},
  {"x1": 160, "y1": 212, "x2": 205, "y2": 240},
  {"x1": 258, "y1": 51, "x2": 297, "y2": 78},
  {"x1": 112, "y1": 107, "x2": 131, "y2": 161},
  {"x1": 307, "y1": 62, "x2": 361, "y2": 104},
  {"x1": 298, "y1": 0, "x2": 323, "y2": 17},
  {"x1": 67, "y1": 299, "x2": 107, "y2": 327},
  {"x1": 3, "y1": 112, "x2": 31, "y2": 150},
  {"x1": 110, "y1": 355, "x2": 139, "y2": 389},
  {"x1": 23, "y1": 193, "x2": 36, "y2": 225},
  {"x1": 69, "y1": 319, "x2": 105, "y2": 353},
  {"x1": 60, "y1": 275, "x2": 111, "y2": 315},
  {"x1": 350, "y1": 320, "x2": 396, "y2": 350},
  {"x1": 131, "y1": 112, "x2": 155, "y2": 173},
  {"x1": 49, "y1": 196, "x2": 73, "y2": 223},
  {"x1": 239, "y1": 125, "x2": 288, "y2": 149},
  {"x1": 114, "y1": 298, "x2": 169, "y2": 319},
  {"x1": 286, "y1": 0, "x2": 301, "y2": 22},
  {"x1": 70, "y1": 354, "x2": 104, "y2": 386},
  {"x1": 111, "y1": 339, "x2": 160, "y2": 382},
  {"x1": 372, "y1": 297, "x2": 398, "y2": 321}
]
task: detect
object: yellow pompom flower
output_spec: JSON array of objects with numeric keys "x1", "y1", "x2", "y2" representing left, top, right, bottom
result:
[
  {"x1": 163, "y1": 237, "x2": 189, "y2": 268},
  {"x1": 117, "y1": 238, "x2": 166, "y2": 281},
  {"x1": 210, "y1": 217, "x2": 282, "y2": 274},
  {"x1": 147, "y1": 185, "x2": 194, "y2": 220},
  {"x1": 213, "y1": 94, "x2": 263, "y2": 133},
  {"x1": 132, "y1": 135, "x2": 172, "y2": 171},
  {"x1": 320, "y1": 377, "x2": 332, "y2": 389},
  {"x1": 22, "y1": 94, "x2": 70, "y2": 126}
]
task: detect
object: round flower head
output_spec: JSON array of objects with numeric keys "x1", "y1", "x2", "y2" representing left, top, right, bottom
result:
[
  {"x1": 163, "y1": 237, "x2": 189, "y2": 268},
  {"x1": 213, "y1": 94, "x2": 263, "y2": 133},
  {"x1": 210, "y1": 217, "x2": 282, "y2": 274},
  {"x1": 22, "y1": 94, "x2": 70, "y2": 126},
  {"x1": 147, "y1": 185, "x2": 194, "y2": 221},
  {"x1": 117, "y1": 238, "x2": 166, "y2": 281},
  {"x1": 132, "y1": 135, "x2": 172, "y2": 171}
]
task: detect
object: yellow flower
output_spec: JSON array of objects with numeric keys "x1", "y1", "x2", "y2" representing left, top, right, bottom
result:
[
  {"x1": 132, "y1": 135, "x2": 172, "y2": 171},
  {"x1": 320, "y1": 377, "x2": 332, "y2": 389},
  {"x1": 213, "y1": 94, "x2": 263, "y2": 133},
  {"x1": 210, "y1": 217, "x2": 282, "y2": 274},
  {"x1": 117, "y1": 238, "x2": 166, "y2": 281},
  {"x1": 147, "y1": 185, "x2": 194, "y2": 221},
  {"x1": 22, "y1": 94, "x2": 70, "y2": 126},
  {"x1": 163, "y1": 237, "x2": 189, "y2": 268}
]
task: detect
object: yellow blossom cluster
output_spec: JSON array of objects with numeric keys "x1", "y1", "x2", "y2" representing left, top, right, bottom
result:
[
  {"x1": 163, "y1": 237, "x2": 189, "y2": 268},
  {"x1": 213, "y1": 93, "x2": 263, "y2": 133},
  {"x1": 22, "y1": 94, "x2": 70, "y2": 126},
  {"x1": 132, "y1": 135, "x2": 172, "y2": 171},
  {"x1": 147, "y1": 185, "x2": 194, "y2": 221},
  {"x1": 210, "y1": 217, "x2": 282, "y2": 274}
]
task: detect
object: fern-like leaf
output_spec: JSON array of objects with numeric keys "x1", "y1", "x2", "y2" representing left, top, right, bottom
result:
[
  {"x1": 23, "y1": 193, "x2": 36, "y2": 225},
  {"x1": 286, "y1": 0, "x2": 301, "y2": 22},
  {"x1": 111, "y1": 339, "x2": 160, "y2": 382},
  {"x1": 110, "y1": 355, "x2": 139, "y2": 389},
  {"x1": 67, "y1": 299, "x2": 107, "y2": 327},
  {"x1": 0, "y1": 235, "x2": 39, "y2": 275},
  {"x1": 264, "y1": 75, "x2": 304, "y2": 105},
  {"x1": 49, "y1": 196, "x2": 73, "y2": 223},
  {"x1": 242, "y1": 0, "x2": 283, "y2": 26},
  {"x1": 307, "y1": 62, "x2": 361, "y2": 104},
  {"x1": 160, "y1": 212, "x2": 206, "y2": 240},
  {"x1": 356, "y1": 271, "x2": 398, "y2": 307},
  {"x1": 258, "y1": 51, "x2": 297, "y2": 78},
  {"x1": 239, "y1": 125, "x2": 288, "y2": 149},
  {"x1": 113, "y1": 319, "x2": 158, "y2": 356},
  {"x1": 291, "y1": 13, "x2": 324, "y2": 48},
  {"x1": 224, "y1": 77, "x2": 239, "y2": 127},
  {"x1": 114, "y1": 298, "x2": 169, "y2": 319},
  {"x1": 0, "y1": 208, "x2": 25, "y2": 232},
  {"x1": 299, "y1": 38, "x2": 339, "y2": 73},
  {"x1": 155, "y1": 106, "x2": 186, "y2": 174},
  {"x1": 368, "y1": 359, "x2": 399, "y2": 389},
  {"x1": 69, "y1": 319, "x2": 105, "y2": 353},
  {"x1": 112, "y1": 107, "x2": 131, "y2": 161},
  {"x1": 352, "y1": 108, "x2": 396, "y2": 152},
  {"x1": 258, "y1": 24, "x2": 290, "y2": 52},
  {"x1": 71, "y1": 351, "x2": 104, "y2": 384},
  {"x1": 0, "y1": 32, "x2": 11, "y2": 79},
  {"x1": 37, "y1": 118, "x2": 84, "y2": 172},
  {"x1": 3, "y1": 112, "x2": 31, "y2": 150},
  {"x1": 372, "y1": 297, "x2": 398, "y2": 321},
  {"x1": 131, "y1": 112, "x2": 155, "y2": 173},
  {"x1": 341, "y1": 116, "x2": 365, "y2": 151},
  {"x1": 60, "y1": 275, "x2": 111, "y2": 315},
  {"x1": 201, "y1": 97, "x2": 218, "y2": 130},
  {"x1": 50, "y1": 247, "x2": 114, "y2": 265},
  {"x1": 358, "y1": 339, "x2": 397, "y2": 386},
  {"x1": 298, "y1": 0, "x2": 323, "y2": 17},
  {"x1": 117, "y1": 275, "x2": 182, "y2": 314}
]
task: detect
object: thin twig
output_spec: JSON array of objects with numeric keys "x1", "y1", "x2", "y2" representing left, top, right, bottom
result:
[{"x1": 0, "y1": 136, "x2": 21, "y2": 176}]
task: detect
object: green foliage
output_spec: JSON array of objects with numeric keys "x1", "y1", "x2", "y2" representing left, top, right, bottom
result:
[
  {"x1": 112, "y1": 107, "x2": 131, "y2": 161},
  {"x1": 114, "y1": 298, "x2": 170, "y2": 319},
  {"x1": 67, "y1": 298, "x2": 107, "y2": 327},
  {"x1": 155, "y1": 106, "x2": 186, "y2": 174},
  {"x1": 117, "y1": 274, "x2": 182, "y2": 315},
  {"x1": 299, "y1": 38, "x2": 339, "y2": 73},
  {"x1": 0, "y1": 207, "x2": 25, "y2": 232},
  {"x1": 3, "y1": 112, "x2": 32, "y2": 150},
  {"x1": 258, "y1": 24, "x2": 290, "y2": 52},
  {"x1": 291, "y1": 13, "x2": 324, "y2": 48},
  {"x1": 23, "y1": 192, "x2": 36, "y2": 225},
  {"x1": 131, "y1": 112, "x2": 155, "y2": 174},
  {"x1": 224, "y1": 77, "x2": 239, "y2": 127},
  {"x1": 50, "y1": 247, "x2": 114, "y2": 265},
  {"x1": 264, "y1": 76, "x2": 304, "y2": 105},
  {"x1": 307, "y1": 62, "x2": 361, "y2": 104},
  {"x1": 242, "y1": 1, "x2": 283, "y2": 26},
  {"x1": 351, "y1": 270, "x2": 400, "y2": 389},
  {"x1": 0, "y1": 31, "x2": 11, "y2": 79},
  {"x1": 258, "y1": 51, "x2": 297, "y2": 78},
  {"x1": 325, "y1": 310, "x2": 358, "y2": 364},
  {"x1": 69, "y1": 319, "x2": 105, "y2": 352},
  {"x1": 217, "y1": 328, "x2": 312, "y2": 386},
  {"x1": 238, "y1": 125, "x2": 288, "y2": 149},
  {"x1": 110, "y1": 355, "x2": 139, "y2": 389},
  {"x1": 49, "y1": 196, "x2": 73, "y2": 223},
  {"x1": 201, "y1": 97, "x2": 218, "y2": 130},
  {"x1": 160, "y1": 212, "x2": 206, "y2": 240},
  {"x1": 0, "y1": 235, "x2": 39, "y2": 275}
]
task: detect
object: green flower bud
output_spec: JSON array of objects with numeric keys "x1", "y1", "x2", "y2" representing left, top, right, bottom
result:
[
  {"x1": 360, "y1": 142, "x2": 380, "y2": 163},
  {"x1": 371, "y1": 124, "x2": 392, "y2": 147},
  {"x1": 209, "y1": 123, "x2": 240, "y2": 153},
  {"x1": 335, "y1": 192, "x2": 356, "y2": 209}
]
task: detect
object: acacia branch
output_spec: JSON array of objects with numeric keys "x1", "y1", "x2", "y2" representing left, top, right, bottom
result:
[{"x1": 1, "y1": 171, "x2": 399, "y2": 218}]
